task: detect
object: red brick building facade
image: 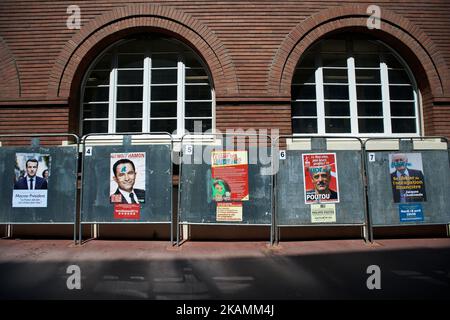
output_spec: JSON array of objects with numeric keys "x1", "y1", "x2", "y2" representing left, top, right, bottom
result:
[{"x1": 0, "y1": 1, "x2": 449, "y2": 140}]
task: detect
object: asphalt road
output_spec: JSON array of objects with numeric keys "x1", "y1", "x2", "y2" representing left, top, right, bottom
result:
[{"x1": 0, "y1": 238, "x2": 449, "y2": 300}]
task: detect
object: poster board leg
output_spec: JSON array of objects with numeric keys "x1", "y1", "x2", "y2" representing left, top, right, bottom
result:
[
  {"x1": 79, "y1": 223, "x2": 82, "y2": 245},
  {"x1": 363, "y1": 224, "x2": 374, "y2": 243},
  {"x1": 277, "y1": 227, "x2": 280, "y2": 245},
  {"x1": 363, "y1": 225, "x2": 368, "y2": 243},
  {"x1": 182, "y1": 224, "x2": 189, "y2": 242},
  {"x1": 73, "y1": 221, "x2": 77, "y2": 245},
  {"x1": 176, "y1": 223, "x2": 180, "y2": 246},
  {"x1": 1, "y1": 224, "x2": 10, "y2": 239}
]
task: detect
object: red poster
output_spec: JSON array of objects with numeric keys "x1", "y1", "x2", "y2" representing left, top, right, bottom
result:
[
  {"x1": 302, "y1": 153, "x2": 339, "y2": 204},
  {"x1": 211, "y1": 151, "x2": 249, "y2": 201},
  {"x1": 114, "y1": 204, "x2": 140, "y2": 220}
]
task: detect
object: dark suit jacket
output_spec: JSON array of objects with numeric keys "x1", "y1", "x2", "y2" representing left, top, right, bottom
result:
[
  {"x1": 391, "y1": 168, "x2": 426, "y2": 203},
  {"x1": 14, "y1": 176, "x2": 47, "y2": 190},
  {"x1": 110, "y1": 188, "x2": 145, "y2": 204}
]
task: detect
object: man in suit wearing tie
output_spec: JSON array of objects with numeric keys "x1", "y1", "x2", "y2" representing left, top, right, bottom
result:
[
  {"x1": 390, "y1": 153, "x2": 427, "y2": 203},
  {"x1": 110, "y1": 158, "x2": 145, "y2": 204},
  {"x1": 14, "y1": 159, "x2": 48, "y2": 190}
]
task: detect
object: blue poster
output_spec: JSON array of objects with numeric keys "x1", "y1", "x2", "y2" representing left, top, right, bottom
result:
[{"x1": 399, "y1": 204, "x2": 424, "y2": 222}]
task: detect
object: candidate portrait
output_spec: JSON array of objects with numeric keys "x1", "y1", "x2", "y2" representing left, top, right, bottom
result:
[
  {"x1": 14, "y1": 158, "x2": 48, "y2": 190},
  {"x1": 110, "y1": 158, "x2": 145, "y2": 204}
]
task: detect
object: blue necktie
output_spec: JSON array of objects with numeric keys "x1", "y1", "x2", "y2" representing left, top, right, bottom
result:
[{"x1": 29, "y1": 178, "x2": 34, "y2": 190}]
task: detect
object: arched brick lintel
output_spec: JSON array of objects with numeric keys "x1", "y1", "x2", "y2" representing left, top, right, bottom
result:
[
  {"x1": 0, "y1": 36, "x2": 20, "y2": 99},
  {"x1": 48, "y1": 3, "x2": 238, "y2": 99},
  {"x1": 270, "y1": 5, "x2": 449, "y2": 98}
]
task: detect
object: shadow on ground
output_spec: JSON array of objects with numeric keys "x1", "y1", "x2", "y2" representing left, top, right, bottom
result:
[{"x1": 0, "y1": 245, "x2": 449, "y2": 299}]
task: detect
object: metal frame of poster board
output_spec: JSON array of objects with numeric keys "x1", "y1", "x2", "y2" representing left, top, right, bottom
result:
[
  {"x1": 363, "y1": 136, "x2": 450, "y2": 241},
  {"x1": 273, "y1": 136, "x2": 369, "y2": 245},
  {"x1": 79, "y1": 132, "x2": 173, "y2": 245},
  {"x1": 177, "y1": 133, "x2": 273, "y2": 246},
  {"x1": 0, "y1": 133, "x2": 80, "y2": 243}
]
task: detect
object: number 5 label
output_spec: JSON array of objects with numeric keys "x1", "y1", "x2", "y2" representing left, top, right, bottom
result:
[{"x1": 185, "y1": 145, "x2": 193, "y2": 155}]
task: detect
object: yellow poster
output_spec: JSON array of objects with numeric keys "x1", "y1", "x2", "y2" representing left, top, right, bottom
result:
[
  {"x1": 310, "y1": 204, "x2": 336, "y2": 223},
  {"x1": 216, "y1": 202, "x2": 243, "y2": 222}
]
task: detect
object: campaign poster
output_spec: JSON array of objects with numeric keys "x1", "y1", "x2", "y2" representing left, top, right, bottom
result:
[
  {"x1": 211, "y1": 151, "x2": 249, "y2": 201},
  {"x1": 389, "y1": 153, "x2": 427, "y2": 203},
  {"x1": 110, "y1": 152, "x2": 146, "y2": 205},
  {"x1": 302, "y1": 153, "x2": 339, "y2": 204},
  {"x1": 398, "y1": 204, "x2": 424, "y2": 223},
  {"x1": 12, "y1": 153, "x2": 50, "y2": 207},
  {"x1": 216, "y1": 202, "x2": 243, "y2": 222},
  {"x1": 114, "y1": 204, "x2": 141, "y2": 220},
  {"x1": 310, "y1": 204, "x2": 336, "y2": 223}
]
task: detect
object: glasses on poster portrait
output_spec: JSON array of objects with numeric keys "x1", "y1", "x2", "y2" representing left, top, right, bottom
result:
[{"x1": 391, "y1": 153, "x2": 411, "y2": 173}]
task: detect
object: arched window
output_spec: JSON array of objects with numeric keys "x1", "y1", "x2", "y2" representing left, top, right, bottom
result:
[
  {"x1": 81, "y1": 35, "x2": 214, "y2": 136},
  {"x1": 291, "y1": 36, "x2": 420, "y2": 136}
]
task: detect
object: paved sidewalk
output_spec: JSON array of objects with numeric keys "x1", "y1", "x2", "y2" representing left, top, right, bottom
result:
[{"x1": 0, "y1": 238, "x2": 449, "y2": 299}]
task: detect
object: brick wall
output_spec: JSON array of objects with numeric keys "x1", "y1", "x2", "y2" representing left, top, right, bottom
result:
[{"x1": 0, "y1": 1, "x2": 449, "y2": 137}]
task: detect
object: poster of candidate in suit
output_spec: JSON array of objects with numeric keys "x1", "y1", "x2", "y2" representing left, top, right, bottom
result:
[
  {"x1": 302, "y1": 153, "x2": 340, "y2": 204},
  {"x1": 12, "y1": 153, "x2": 50, "y2": 207},
  {"x1": 389, "y1": 153, "x2": 427, "y2": 203},
  {"x1": 110, "y1": 152, "x2": 146, "y2": 204}
]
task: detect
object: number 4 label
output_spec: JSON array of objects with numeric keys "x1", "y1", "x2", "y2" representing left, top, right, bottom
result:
[{"x1": 85, "y1": 146, "x2": 92, "y2": 156}]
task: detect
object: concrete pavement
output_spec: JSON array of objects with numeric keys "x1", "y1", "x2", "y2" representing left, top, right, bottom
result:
[{"x1": 0, "y1": 238, "x2": 449, "y2": 299}]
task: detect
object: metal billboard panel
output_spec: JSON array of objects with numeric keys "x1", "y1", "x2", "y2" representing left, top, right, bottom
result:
[
  {"x1": 276, "y1": 150, "x2": 366, "y2": 225},
  {"x1": 179, "y1": 146, "x2": 272, "y2": 225},
  {"x1": 0, "y1": 146, "x2": 78, "y2": 223},
  {"x1": 81, "y1": 144, "x2": 172, "y2": 223},
  {"x1": 367, "y1": 150, "x2": 450, "y2": 226}
]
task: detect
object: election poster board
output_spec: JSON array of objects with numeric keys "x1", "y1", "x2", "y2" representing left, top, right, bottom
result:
[
  {"x1": 12, "y1": 153, "x2": 50, "y2": 208},
  {"x1": 389, "y1": 153, "x2": 427, "y2": 203},
  {"x1": 211, "y1": 151, "x2": 249, "y2": 202},
  {"x1": 302, "y1": 153, "x2": 339, "y2": 204},
  {"x1": 110, "y1": 152, "x2": 146, "y2": 220}
]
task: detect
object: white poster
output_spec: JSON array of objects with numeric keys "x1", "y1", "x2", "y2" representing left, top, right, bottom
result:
[
  {"x1": 110, "y1": 152, "x2": 146, "y2": 204},
  {"x1": 12, "y1": 153, "x2": 50, "y2": 207}
]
